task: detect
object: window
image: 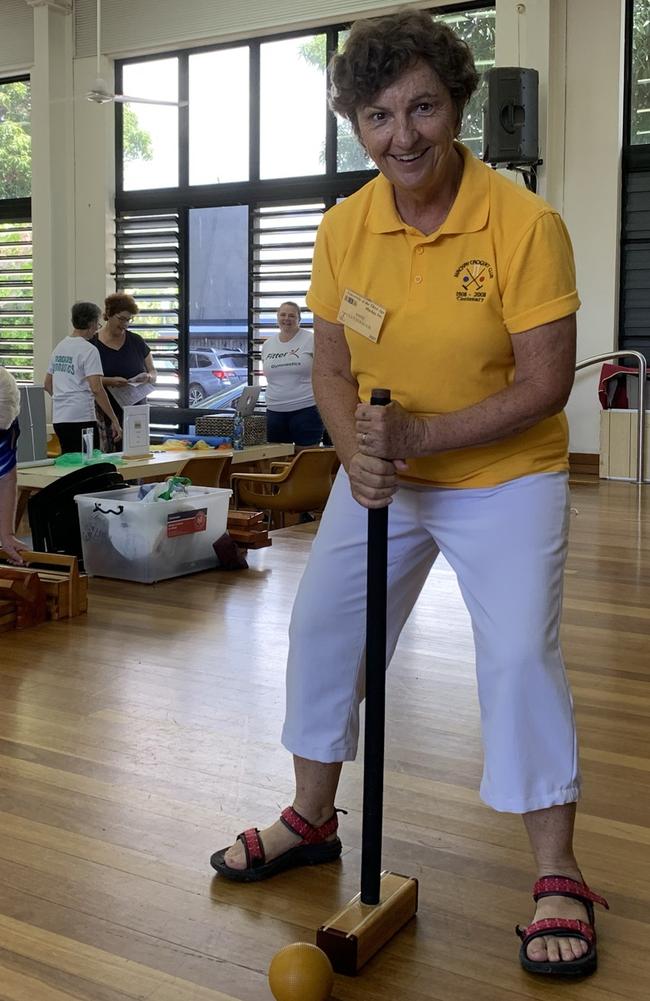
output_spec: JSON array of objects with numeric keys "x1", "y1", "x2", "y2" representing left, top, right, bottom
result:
[
  {"x1": 630, "y1": 0, "x2": 650, "y2": 144},
  {"x1": 0, "y1": 77, "x2": 32, "y2": 382},
  {"x1": 189, "y1": 204, "x2": 248, "y2": 347},
  {"x1": 115, "y1": 210, "x2": 180, "y2": 404},
  {"x1": 121, "y1": 59, "x2": 179, "y2": 191},
  {"x1": 251, "y1": 202, "x2": 323, "y2": 381},
  {"x1": 438, "y1": 6, "x2": 496, "y2": 158},
  {"x1": 260, "y1": 35, "x2": 327, "y2": 179},
  {"x1": 620, "y1": 0, "x2": 650, "y2": 362},
  {"x1": 115, "y1": 7, "x2": 496, "y2": 404},
  {"x1": 334, "y1": 31, "x2": 376, "y2": 172},
  {"x1": 0, "y1": 220, "x2": 33, "y2": 383},
  {"x1": 0, "y1": 78, "x2": 31, "y2": 200},
  {"x1": 189, "y1": 48, "x2": 249, "y2": 184}
]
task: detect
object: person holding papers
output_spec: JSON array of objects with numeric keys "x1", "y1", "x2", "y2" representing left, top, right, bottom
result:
[
  {"x1": 92, "y1": 293, "x2": 157, "y2": 452},
  {"x1": 44, "y1": 301, "x2": 122, "y2": 454}
]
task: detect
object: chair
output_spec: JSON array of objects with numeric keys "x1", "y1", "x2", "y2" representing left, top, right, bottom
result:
[
  {"x1": 230, "y1": 447, "x2": 338, "y2": 527},
  {"x1": 47, "y1": 432, "x2": 62, "y2": 457},
  {"x1": 28, "y1": 463, "x2": 127, "y2": 558},
  {"x1": 179, "y1": 453, "x2": 232, "y2": 490}
]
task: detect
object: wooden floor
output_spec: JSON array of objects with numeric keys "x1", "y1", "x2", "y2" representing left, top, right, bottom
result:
[{"x1": 0, "y1": 478, "x2": 648, "y2": 1001}]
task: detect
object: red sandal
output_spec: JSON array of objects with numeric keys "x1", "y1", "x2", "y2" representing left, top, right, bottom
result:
[
  {"x1": 516, "y1": 875, "x2": 609, "y2": 977},
  {"x1": 210, "y1": 805, "x2": 343, "y2": 882}
]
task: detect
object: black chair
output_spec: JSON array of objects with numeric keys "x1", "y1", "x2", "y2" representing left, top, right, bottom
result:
[{"x1": 28, "y1": 462, "x2": 127, "y2": 559}]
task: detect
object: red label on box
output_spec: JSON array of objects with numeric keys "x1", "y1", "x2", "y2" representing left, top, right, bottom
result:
[{"x1": 167, "y1": 507, "x2": 208, "y2": 538}]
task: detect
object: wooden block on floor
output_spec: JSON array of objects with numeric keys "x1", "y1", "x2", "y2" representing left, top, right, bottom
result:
[
  {"x1": 0, "y1": 598, "x2": 17, "y2": 633},
  {"x1": 0, "y1": 571, "x2": 47, "y2": 628},
  {"x1": 227, "y1": 527, "x2": 272, "y2": 549},
  {"x1": 317, "y1": 872, "x2": 418, "y2": 976},
  {"x1": 0, "y1": 550, "x2": 88, "y2": 620},
  {"x1": 227, "y1": 509, "x2": 265, "y2": 528}
]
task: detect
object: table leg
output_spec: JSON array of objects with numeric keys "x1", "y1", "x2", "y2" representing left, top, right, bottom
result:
[{"x1": 15, "y1": 487, "x2": 33, "y2": 529}]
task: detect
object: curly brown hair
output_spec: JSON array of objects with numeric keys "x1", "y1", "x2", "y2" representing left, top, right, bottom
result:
[
  {"x1": 104, "y1": 292, "x2": 139, "y2": 319},
  {"x1": 329, "y1": 10, "x2": 479, "y2": 136}
]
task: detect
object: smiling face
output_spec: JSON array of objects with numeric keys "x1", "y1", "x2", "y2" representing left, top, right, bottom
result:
[
  {"x1": 356, "y1": 60, "x2": 459, "y2": 203},
  {"x1": 108, "y1": 311, "x2": 134, "y2": 336},
  {"x1": 277, "y1": 303, "x2": 301, "y2": 340}
]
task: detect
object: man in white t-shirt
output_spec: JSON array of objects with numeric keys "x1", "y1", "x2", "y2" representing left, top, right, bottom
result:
[{"x1": 44, "y1": 302, "x2": 122, "y2": 454}]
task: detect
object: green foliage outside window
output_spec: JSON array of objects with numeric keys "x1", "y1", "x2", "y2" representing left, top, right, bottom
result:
[
  {"x1": 123, "y1": 105, "x2": 154, "y2": 162},
  {"x1": 0, "y1": 82, "x2": 31, "y2": 200},
  {"x1": 631, "y1": 0, "x2": 650, "y2": 144},
  {"x1": 0, "y1": 80, "x2": 153, "y2": 200},
  {"x1": 0, "y1": 223, "x2": 33, "y2": 383},
  {"x1": 299, "y1": 8, "x2": 496, "y2": 170}
]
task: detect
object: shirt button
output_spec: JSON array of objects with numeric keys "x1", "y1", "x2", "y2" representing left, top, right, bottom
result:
[
  {"x1": 414, "y1": 275, "x2": 423, "y2": 284},
  {"x1": 416, "y1": 246, "x2": 424, "y2": 255}
]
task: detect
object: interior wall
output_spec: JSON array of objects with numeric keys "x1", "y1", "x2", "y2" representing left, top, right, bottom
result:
[
  {"x1": 0, "y1": 0, "x2": 33, "y2": 73},
  {"x1": 73, "y1": 0, "x2": 444, "y2": 59},
  {"x1": 72, "y1": 55, "x2": 115, "y2": 312},
  {"x1": 563, "y1": 0, "x2": 624, "y2": 454},
  {"x1": 30, "y1": 3, "x2": 76, "y2": 383}
]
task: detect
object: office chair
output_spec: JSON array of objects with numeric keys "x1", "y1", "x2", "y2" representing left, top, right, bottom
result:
[
  {"x1": 230, "y1": 447, "x2": 338, "y2": 527},
  {"x1": 179, "y1": 453, "x2": 232, "y2": 490}
]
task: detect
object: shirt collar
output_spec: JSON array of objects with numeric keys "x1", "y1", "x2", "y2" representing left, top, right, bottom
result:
[{"x1": 366, "y1": 141, "x2": 489, "y2": 238}]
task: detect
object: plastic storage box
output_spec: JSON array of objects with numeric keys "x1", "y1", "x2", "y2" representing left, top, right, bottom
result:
[{"x1": 75, "y1": 485, "x2": 231, "y2": 583}]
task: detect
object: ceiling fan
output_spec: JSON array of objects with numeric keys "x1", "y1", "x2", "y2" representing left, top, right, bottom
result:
[{"x1": 86, "y1": 0, "x2": 187, "y2": 107}]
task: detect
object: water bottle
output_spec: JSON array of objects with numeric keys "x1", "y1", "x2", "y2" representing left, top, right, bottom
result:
[
  {"x1": 82, "y1": 426, "x2": 94, "y2": 464},
  {"x1": 231, "y1": 413, "x2": 245, "y2": 451}
]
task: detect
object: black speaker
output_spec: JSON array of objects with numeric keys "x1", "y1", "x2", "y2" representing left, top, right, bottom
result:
[{"x1": 483, "y1": 67, "x2": 539, "y2": 165}]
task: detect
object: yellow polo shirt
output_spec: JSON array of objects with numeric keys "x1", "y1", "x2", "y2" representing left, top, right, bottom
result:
[{"x1": 306, "y1": 143, "x2": 580, "y2": 488}]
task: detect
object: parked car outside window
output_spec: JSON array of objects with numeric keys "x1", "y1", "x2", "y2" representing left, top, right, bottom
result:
[
  {"x1": 213, "y1": 351, "x2": 248, "y2": 383},
  {"x1": 193, "y1": 383, "x2": 266, "y2": 412},
  {"x1": 188, "y1": 349, "x2": 248, "y2": 405}
]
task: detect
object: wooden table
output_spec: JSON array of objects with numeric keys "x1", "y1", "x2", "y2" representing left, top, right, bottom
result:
[{"x1": 15, "y1": 442, "x2": 294, "y2": 524}]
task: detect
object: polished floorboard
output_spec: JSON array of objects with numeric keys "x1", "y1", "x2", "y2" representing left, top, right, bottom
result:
[{"x1": 0, "y1": 479, "x2": 648, "y2": 1000}]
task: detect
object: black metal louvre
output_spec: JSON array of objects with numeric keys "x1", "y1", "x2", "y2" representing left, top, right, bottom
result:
[
  {"x1": 620, "y1": 168, "x2": 650, "y2": 363},
  {"x1": 0, "y1": 220, "x2": 34, "y2": 383},
  {"x1": 115, "y1": 210, "x2": 182, "y2": 409},
  {"x1": 620, "y1": 3, "x2": 650, "y2": 363},
  {"x1": 250, "y1": 201, "x2": 325, "y2": 380}
]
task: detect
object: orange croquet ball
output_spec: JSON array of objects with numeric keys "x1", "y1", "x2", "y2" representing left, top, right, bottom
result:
[{"x1": 268, "y1": 942, "x2": 334, "y2": 1001}]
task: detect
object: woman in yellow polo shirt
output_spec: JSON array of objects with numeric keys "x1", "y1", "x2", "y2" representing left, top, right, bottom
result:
[{"x1": 211, "y1": 11, "x2": 609, "y2": 978}]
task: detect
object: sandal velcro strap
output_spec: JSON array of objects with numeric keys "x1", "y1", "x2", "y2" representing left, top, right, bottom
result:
[
  {"x1": 237, "y1": 828, "x2": 265, "y2": 869},
  {"x1": 516, "y1": 917, "x2": 595, "y2": 946},
  {"x1": 532, "y1": 876, "x2": 609, "y2": 910},
  {"x1": 280, "y1": 806, "x2": 339, "y2": 844}
]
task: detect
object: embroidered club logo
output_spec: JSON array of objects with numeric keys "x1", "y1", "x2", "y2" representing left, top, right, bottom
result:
[{"x1": 454, "y1": 259, "x2": 494, "y2": 302}]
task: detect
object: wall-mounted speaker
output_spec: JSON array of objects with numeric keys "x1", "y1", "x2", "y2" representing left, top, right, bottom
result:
[{"x1": 483, "y1": 67, "x2": 539, "y2": 166}]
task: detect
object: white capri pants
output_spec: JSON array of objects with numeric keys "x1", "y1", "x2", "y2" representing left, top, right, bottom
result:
[{"x1": 281, "y1": 469, "x2": 580, "y2": 814}]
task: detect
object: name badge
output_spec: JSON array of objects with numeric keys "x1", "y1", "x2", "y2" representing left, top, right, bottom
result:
[{"x1": 337, "y1": 288, "x2": 386, "y2": 343}]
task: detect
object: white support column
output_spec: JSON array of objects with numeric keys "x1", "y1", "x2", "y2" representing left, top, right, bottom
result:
[
  {"x1": 72, "y1": 55, "x2": 116, "y2": 310},
  {"x1": 563, "y1": 0, "x2": 625, "y2": 454},
  {"x1": 29, "y1": 0, "x2": 75, "y2": 380}
]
